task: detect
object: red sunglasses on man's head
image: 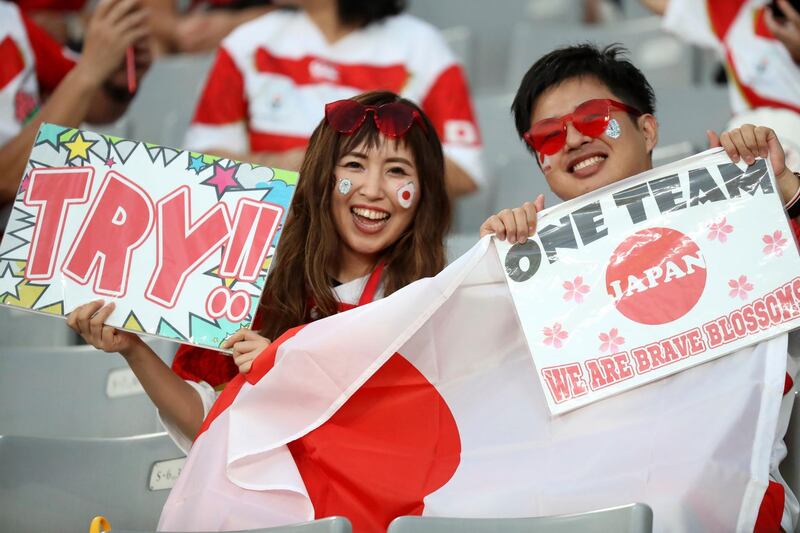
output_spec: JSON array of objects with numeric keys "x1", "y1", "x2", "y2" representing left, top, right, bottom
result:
[
  {"x1": 523, "y1": 98, "x2": 642, "y2": 156},
  {"x1": 325, "y1": 99, "x2": 427, "y2": 138}
]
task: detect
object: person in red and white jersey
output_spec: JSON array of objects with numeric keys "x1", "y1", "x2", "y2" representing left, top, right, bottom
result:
[
  {"x1": 185, "y1": 0, "x2": 485, "y2": 197},
  {"x1": 642, "y1": 0, "x2": 800, "y2": 114},
  {"x1": 485, "y1": 43, "x2": 800, "y2": 533},
  {"x1": 0, "y1": 0, "x2": 151, "y2": 215}
]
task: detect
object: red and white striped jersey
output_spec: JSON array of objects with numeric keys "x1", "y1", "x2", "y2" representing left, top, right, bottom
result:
[
  {"x1": 185, "y1": 10, "x2": 486, "y2": 187},
  {"x1": 663, "y1": 0, "x2": 800, "y2": 114},
  {"x1": 0, "y1": 2, "x2": 74, "y2": 146}
]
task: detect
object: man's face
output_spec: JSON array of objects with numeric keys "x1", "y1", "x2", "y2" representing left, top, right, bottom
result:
[{"x1": 529, "y1": 76, "x2": 658, "y2": 201}]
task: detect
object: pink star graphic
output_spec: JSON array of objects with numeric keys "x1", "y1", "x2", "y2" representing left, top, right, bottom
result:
[
  {"x1": 104, "y1": 157, "x2": 116, "y2": 167},
  {"x1": 202, "y1": 164, "x2": 240, "y2": 198}
]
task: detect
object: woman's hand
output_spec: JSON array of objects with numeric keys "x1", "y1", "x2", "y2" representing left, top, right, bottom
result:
[
  {"x1": 479, "y1": 194, "x2": 545, "y2": 243},
  {"x1": 222, "y1": 328, "x2": 271, "y2": 374},
  {"x1": 66, "y1": 300, "x2": 143, "y2": 356}
]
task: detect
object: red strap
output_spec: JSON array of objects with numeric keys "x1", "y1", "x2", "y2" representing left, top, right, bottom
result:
[{"x1": 357, "y1": 261, "x2": 384, "y2": 306}]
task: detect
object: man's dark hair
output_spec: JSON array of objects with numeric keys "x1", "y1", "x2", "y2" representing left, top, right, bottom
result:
[
  {"x1": 511, "y1": 44, "x2": 656, "y2": 151},
  {"x1": 338, "y1": 0, "x2": 406, "y2": 27}
]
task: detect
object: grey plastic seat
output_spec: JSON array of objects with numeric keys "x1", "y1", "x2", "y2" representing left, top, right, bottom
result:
[
  {"x1": 505, "y1": 17, "x2": 694, "y2": 94},
  {"x1": 442, "y1": 25, "x2": 475, "y2": 81},
  {"x1": 491, "y1": 153, "x2": 561, "y2": 215},
  {"x1": 387, "y1": 503, "x2": 653, "y2": 532},
  {"x1": 111, "y1": 517, "x2": 352, "y2": 533},
  {"x1": 407, "y1": 0, "x2": 532, "y2": 94},
  {"x1": 0, "y1": 338, "x2": 178, "y2": 438},
  {"x1": 125, "y1": 54, "x2": 215, "y2": 148},
  {"x1": 656, "y1": 86, "x2": 732, "y2": 148},
  {"x1": 446, "y1": 233, "x2": 479, "y2": 264},
  {"x1": 0, "y1": 305, "x2": 79, "y2": 347},
  {"x1": 0, "y1": 432, "x2": 184, "y2": 533}
]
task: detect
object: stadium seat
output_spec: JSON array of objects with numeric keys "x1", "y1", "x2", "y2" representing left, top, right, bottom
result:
[
  {"x1": 652, "y1": 141, "x2": 696, "y2": 167},
  {"x1": 446, "y1": 233, "x2": 479, "y2": 263},
  {"x1": 110, "y1": 517, "x2": 353, "y2": 533},
  {"x1": 655, "y1": 86, "x2": 732, "y2": 148},
  {"x1": 505, "y1": 17, "x2": 694, "y2": 94},
  {"x1": 386, "y1": 503, "x2": 654, "y2": 532},
  {"x1": 0, "y1": 339, "x2": 178, "y2": 438},
  {"x1": 125, "y1": 54, "x2": 215, "y2": 149},
  {"x1": 0, "y1": 432, "x2": 184, "y2": 533},
  {"x1": 491, "y1": 154, "x2": 561, "y2": 215},
  {"x1": 407, "y1": 0, "x2": 532, "y2": 94},
  {"x1": 442, "y1": 26, "x2": 475, "y2": 81},
  {"x1": 0, "y1": 306, "x2": 79, "y2": 347}
]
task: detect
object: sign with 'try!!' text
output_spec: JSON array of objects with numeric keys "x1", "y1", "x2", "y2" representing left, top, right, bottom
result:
[
  {"x1": 0, "y1": 123, "x2": 296, "y2": 350},
  {"x1": 496, "y1": 149, "x2": 800, "y2": 414}
]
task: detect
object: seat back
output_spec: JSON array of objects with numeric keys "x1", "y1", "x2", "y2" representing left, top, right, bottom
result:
[
  {"x1": 505, "y1": 17, "x2": 694, "y2": 93},
  {"x1": 0, "y1": 306, "x2": 78, "y2": 347},
  {"x1": 0, "y1": 340, "x2": 177, "y2": 438},
  {"x1": 0, "y1": 432, "x2": 184, "y2": 533},
  {"x1": 125, "y1": 54, "x2": 215, "y2": 149},
  {"x1": 387, "y1": 503, "x2": 653, "y2": 532},
  {"x1": 112, "y1": 516, "x2": 353, "y2": 533}
]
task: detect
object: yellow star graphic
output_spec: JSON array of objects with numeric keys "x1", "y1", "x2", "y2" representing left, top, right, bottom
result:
[{"x1": 64, "y1": 132, "x2": 96, "y2": 161}]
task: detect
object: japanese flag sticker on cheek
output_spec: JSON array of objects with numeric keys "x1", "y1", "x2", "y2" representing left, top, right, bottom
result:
[{"x1": 397, "y1": 181, "x2": 416, "y2": 209}]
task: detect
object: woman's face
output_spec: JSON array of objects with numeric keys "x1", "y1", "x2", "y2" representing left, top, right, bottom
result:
[{"x1": 331, "y1": 137, "x2": 421, "y2": 264}]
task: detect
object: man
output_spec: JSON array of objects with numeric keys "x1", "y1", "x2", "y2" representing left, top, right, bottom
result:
[
  {"x1": 0, "y1": 0, "x2": 151, "y2": 211},
  {"x1": 480, "y1": 43, "x2": 800, "y2": 532}
]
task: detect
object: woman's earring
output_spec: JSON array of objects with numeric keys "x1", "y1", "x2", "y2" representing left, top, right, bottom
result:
[{"x1": 337, "y1": 178, "x2": 352, "y2": 195}]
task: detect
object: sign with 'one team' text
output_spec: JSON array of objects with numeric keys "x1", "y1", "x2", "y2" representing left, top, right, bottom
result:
[
  {"x1": 496, "y1": 149, "x2": 800, "y2": 414},
  {"x1": 0, "y1": 123, "x2": 296, "y2": 350}
]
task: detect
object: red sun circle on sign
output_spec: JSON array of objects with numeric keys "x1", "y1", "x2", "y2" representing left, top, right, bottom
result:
[{"x1": 605, "y1": 227, "x2": 707, "y2": 325}]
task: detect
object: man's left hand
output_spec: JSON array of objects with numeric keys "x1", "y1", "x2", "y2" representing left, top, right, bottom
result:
[{"x1": 709, "y1": 124, "x2": 798, "y2": 204}]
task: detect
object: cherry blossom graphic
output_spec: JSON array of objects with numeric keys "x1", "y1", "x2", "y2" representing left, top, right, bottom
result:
[
  {"x1": 599, "y1": 328, "x2": 625, "y2": 353},
  {"x1": 728, "y1": 275, "x2": 753, "y2": 300},
  {"x1": 543, "y1": 323, "x2": 568, "y2": 349},
  {"x1": 707, "y1": 217, "x2": 733, "y2": 243},
  {"x1": 563, "y1": 276, "x2": 590, "y2": 303},
  {"x1": 763, "y1": 230, "x2": 788, "y2": 257}
]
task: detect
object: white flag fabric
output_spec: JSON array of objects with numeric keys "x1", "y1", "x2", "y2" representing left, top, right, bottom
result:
[{"x1": 159, "y1": 237, "x2": 787, "y2": 532}]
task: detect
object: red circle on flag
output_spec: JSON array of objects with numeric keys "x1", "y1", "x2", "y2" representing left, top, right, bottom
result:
[
  {"x1": 605, "y1": 227, "x2": 706, "y2": 325},
  {"x1": 402, "y1": 191, "x2": 411, "y2": 200}
]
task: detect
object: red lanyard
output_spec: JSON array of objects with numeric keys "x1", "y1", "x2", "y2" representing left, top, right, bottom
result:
[{"x1": 337, "y1": 261, "x2": 385, "y2": 312}]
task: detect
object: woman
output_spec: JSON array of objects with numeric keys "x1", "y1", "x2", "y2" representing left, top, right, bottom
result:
[{"x1": 67, "y1": 90, "x2": 450, "y2": 453}]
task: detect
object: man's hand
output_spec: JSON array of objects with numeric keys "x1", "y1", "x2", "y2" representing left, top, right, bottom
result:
[
  {"x1": 708, "y1": 124, "x2": 799, "y2": 204},
  {"x1": 765, "y1": 0, "x2": 800, "y2": 63},
  {"x1": 479, "y1": 194, "x2": 545, "y2": 243}
]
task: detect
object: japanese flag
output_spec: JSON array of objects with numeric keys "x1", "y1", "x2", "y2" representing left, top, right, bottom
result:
[{"x1": 159, "y1": 237, "x2": 786, "y2": 533}]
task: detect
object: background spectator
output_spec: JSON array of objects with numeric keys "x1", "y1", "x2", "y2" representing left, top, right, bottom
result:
[{"x1": 185, "y1": 0, "x2": 485, "y2": 197}]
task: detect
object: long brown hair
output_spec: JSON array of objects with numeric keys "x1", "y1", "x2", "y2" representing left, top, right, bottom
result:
[{"x1": 257, "y1": 91, "x2": 450, "y2": 340}]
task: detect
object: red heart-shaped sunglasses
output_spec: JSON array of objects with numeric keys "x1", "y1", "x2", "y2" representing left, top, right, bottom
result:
[
  {"x1": 523, "y1": 98, "x2": 642, "y2": 156},
  {"x1": 325, "y1": 99, "x2": 427, "y2": 138}
]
